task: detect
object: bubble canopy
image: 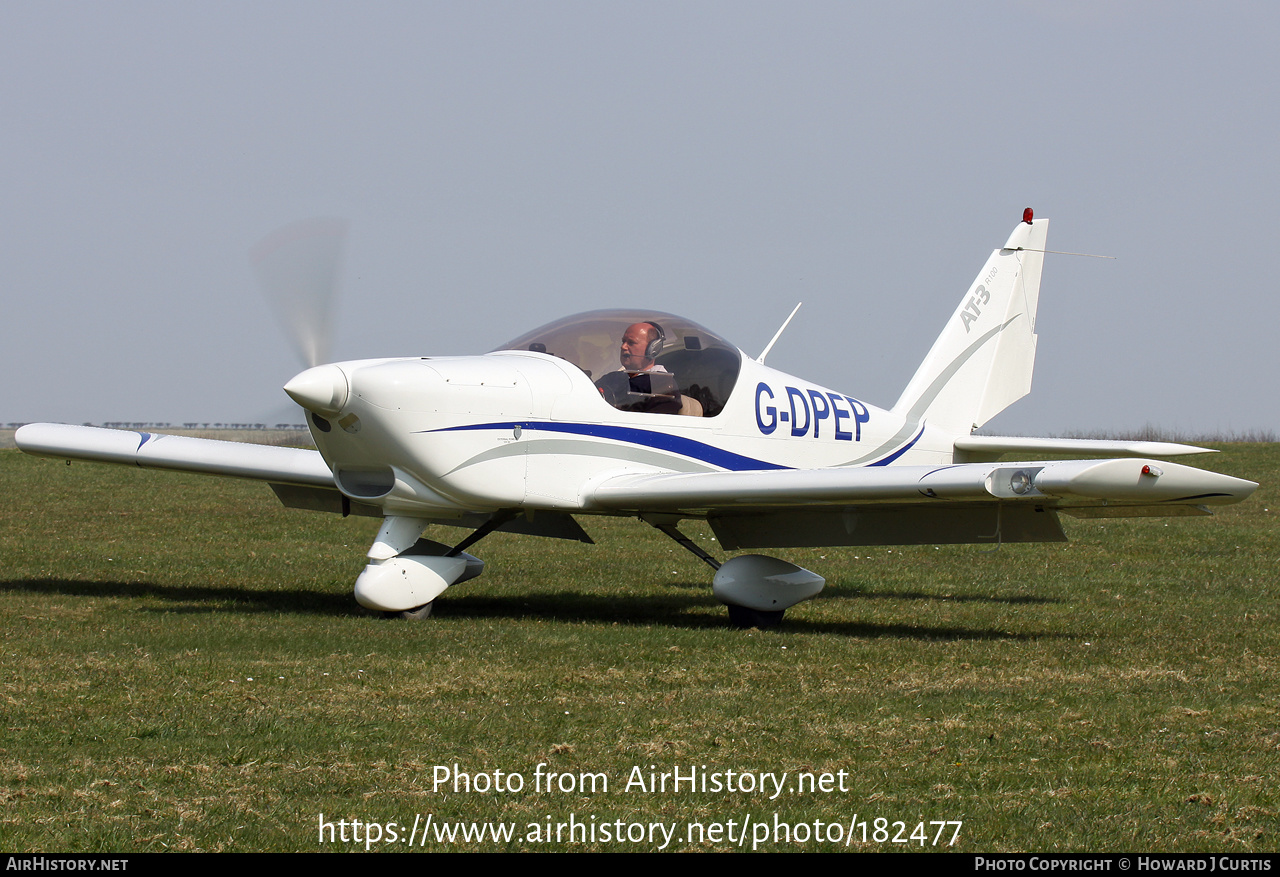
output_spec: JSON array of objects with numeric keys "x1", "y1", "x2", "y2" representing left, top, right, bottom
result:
[{"x1": 494, "y1": 309, "x2": 744, "y2": 417}]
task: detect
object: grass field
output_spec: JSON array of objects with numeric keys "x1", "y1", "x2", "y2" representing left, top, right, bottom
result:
[{"x1": 1, "y1": 444, "x2": 1275, "y2": 852}]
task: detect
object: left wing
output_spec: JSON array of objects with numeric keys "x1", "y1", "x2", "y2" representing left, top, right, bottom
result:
[
  {"x1": 590, "y1": 459, "x2": 1257, "y2": 549},
  {"x1": 591, "y1": 458, "x2": 1256, "y2": 510}
]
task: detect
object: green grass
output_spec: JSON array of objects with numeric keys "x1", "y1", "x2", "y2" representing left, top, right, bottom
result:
[{"x1": 1, "y1": 446, "x2": 1276, "y2": 851}]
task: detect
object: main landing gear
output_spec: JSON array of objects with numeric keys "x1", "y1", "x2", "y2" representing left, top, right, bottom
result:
[{"x1": 644, "y1": 515, "x2": 825, "y2": 629}]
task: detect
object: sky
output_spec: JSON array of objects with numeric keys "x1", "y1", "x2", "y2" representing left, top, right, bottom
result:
[{"x1": 3, "y1": 1, "x2": 1277, "y2": 437}]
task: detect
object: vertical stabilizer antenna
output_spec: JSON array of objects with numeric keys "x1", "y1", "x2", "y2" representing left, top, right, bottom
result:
[{"x1": 756, "y1": 302, "x2": 803, "y2": 364}]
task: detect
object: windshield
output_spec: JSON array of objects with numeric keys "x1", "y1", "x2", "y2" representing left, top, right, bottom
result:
[{"x1": 495, "y1": 309, "x2": 743, "y2": 417}]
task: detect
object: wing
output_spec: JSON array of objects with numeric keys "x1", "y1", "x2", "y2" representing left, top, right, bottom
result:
[
  {"x1": 589, "y1": 459, "x2": 1258, "y2": 550},
  {"x1": 15, "y1": 423, "x2": 334, "y2": 486},
  {"x1": 15, "y1": 423, "x2": 596, "y2": 542}
]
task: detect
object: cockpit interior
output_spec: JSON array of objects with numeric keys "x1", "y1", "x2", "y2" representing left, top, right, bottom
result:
[{"x1": 495, "y1": 310, "x2": 743, "y2": 417}]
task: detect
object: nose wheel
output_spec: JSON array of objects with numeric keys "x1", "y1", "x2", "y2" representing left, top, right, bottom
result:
[{"x1": 361, "y1": 512, "x2": 514, "y2": 618}]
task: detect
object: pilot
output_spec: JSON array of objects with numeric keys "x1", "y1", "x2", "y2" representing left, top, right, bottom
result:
[
  {"x1": 595, "y1": 321, "x2": 685, "y2": 415},
  {"x1": 618, "y1": 321, "x2": 667, "y2": 375}
]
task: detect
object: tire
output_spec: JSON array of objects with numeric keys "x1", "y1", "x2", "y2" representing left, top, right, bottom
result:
[
  {"x1": 726, "y1": 604, "x2": 784, "y2": 630},
  {"x1": 382, "y1": 602, "x2": 434, "y2": 620}
]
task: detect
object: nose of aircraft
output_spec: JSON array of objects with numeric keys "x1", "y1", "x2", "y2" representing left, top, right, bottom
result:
[{"x1": 284, "y1": 364, "x2": 349, "y2": 416}]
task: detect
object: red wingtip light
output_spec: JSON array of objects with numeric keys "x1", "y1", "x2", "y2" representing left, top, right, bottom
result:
[{"x1": 1023, "y1": 207, "x2": 1034, "y2": 224}]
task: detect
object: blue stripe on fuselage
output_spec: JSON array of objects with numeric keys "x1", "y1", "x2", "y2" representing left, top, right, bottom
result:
[
  {"x1": 866, "y1": 424, "x2": 926, "y2": 467},
  {"x1": 422, "y1": 421, "x2": 790, "y2": 471},
  {"x1": 421, "y1": 421, "x2": 927, "y2": 471}
]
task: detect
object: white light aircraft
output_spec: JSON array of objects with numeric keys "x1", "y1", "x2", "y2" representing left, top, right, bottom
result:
[{"x1": 17, "y1": 210, "x2": 1257, "y2": 627}]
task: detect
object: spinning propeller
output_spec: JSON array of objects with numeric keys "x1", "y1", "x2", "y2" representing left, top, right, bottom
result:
[{"x1": 250, "y1": 217, "x2": 348, "y2": 370}]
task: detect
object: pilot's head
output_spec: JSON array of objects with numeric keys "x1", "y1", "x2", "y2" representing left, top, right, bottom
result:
[{"x1": 620, "y1": 322, "x2": 662, "y2": 372}]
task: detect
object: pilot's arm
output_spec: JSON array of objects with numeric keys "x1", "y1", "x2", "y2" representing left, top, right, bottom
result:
[{"x1": 596, "y1": 369, "x2": 683, "y2": 414}]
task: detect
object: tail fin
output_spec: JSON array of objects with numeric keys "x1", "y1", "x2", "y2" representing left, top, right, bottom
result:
[{"x1": 891, "y1": 215, "x2": 1048, "y2": 433}]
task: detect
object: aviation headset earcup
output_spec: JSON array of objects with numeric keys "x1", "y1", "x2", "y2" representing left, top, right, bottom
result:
[{"x1": 644, "y1": 321, "x2": 666, "y2": 360}]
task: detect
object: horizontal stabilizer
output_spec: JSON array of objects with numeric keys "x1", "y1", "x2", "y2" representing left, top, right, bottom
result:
[{"x1": 954, "y1": 435, "x2": 1216, "y2": 462}]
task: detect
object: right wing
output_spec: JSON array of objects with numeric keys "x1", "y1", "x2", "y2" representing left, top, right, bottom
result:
[
  {"x1": 15, "y1": 423, "x2": 334, "y2": 486},
  {"x1": 15, "y1": 423, "x2": 595, "y2": 541}
]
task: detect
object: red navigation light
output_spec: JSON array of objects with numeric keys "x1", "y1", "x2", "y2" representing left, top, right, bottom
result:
[{"x1": 1023, "y1": 207, "x2": 1034, "y2": 224}]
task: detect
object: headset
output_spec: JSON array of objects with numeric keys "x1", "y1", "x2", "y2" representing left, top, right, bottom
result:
[{"x1": 642, "y1": 321, "x2": 665, "y2": 360}]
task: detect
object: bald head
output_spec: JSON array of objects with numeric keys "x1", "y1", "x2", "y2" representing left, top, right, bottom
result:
[{"x1": 619, "y1": 322, "x2": 659, "y2": 372}]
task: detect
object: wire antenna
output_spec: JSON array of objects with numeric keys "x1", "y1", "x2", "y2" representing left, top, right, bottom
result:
[{"x1": 757, "y1": 302, "x2": 803, "y2": 364}]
